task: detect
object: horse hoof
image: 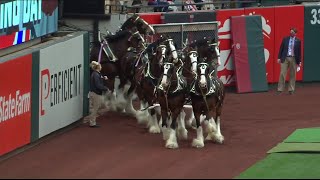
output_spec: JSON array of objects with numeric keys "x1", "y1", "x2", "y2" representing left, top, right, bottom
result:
[
  {"x1": 192, "y1": 138, "x2": 204, "y2": 148},
  {"x1": 149, "y1": 126, "x2": 161, "y2": 134},
  {"x1": 214, "y1": 135, "x2": 224, "y2": 144},
  {"x1": 177, "y1": 128, "x2": 188, "y2": 140},
  {"x1": 204, "y1": 121, "x2": 216, "y2": 133},
  {"x1": 165, "y1": 143, "x2": 179, "y2": 149},
  {"x1": 206, "y1": 133, "x2": 224, "y2": 144}
]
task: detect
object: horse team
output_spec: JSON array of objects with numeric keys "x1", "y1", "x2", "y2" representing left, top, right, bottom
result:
[{"x1": 89, "y1": 14, "x2": 225, "y2": 149}]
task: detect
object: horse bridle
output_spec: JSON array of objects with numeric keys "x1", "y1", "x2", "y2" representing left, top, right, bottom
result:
[{"x1": 130, "y1": 16, "x2": 155, "y2": 35}]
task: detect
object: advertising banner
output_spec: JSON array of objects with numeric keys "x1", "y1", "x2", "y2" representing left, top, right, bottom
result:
[
  {"x1": 39, "y1": 35, "x2": 84, "y2": 138},
  {"x1": 0, "y1": 54, "x2": 32, "y2": 156},
  {"x1": 0, "y1": 0, "x2": 58, "y2": 50}
]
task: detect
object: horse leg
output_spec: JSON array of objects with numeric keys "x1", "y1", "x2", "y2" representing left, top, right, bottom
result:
[
  {"x1": 206, "y1": 107, "x2": 224, "y2": 144},
  {"x1": 115, "y1": 77, "x2": 127, "y2": 112},
  {"x1": 124, "y1": 83, "x2": 137, "y2": 116},
  {"x1": 165, "y1": 110, "x2": 179, "y2": 149},
  {"x1": 160, "y1": 107, "x2": 170, "y2": 141},
  {"x1": 183, "y1": 100, "x2": 196, "y2": 129},
  {"x1": 191, "y1": 111, "x2": 204, "y2": 148},
  {"x1": 97, "y1": 91, "x2": 109, "y2": 115},
  {"x1": 136, "y1": 100, "x2": 149, "y2": 125},
  {"x1": 177, "y1": 110, "x2": 188, "y2": 140},
  {"x1": 106, "y1": 78, "x2": 117, "y2": 112},
  {"x1": 204, "y1": 110, "x2": 217, "y2": 135},
  {"x1": 148, "y1": 108, "x2": 161, "y2": 134}
]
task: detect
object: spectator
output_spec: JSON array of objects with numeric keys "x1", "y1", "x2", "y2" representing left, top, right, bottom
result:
[
  {"x1": 148, "y1": 0, "x2": 170, "y2": 12},
  {"x1": 131, "y1": 0, "x2": 142, "y2": 13},
  {"x1": 184, "y1": 0, "x2": 198, "y2": 11},
  {"x1": 167, "y1": 0, "x2": 178, "y2": 11},
  {"x1": 194, "y1": 0, "x2": 204, "y2": 10}
]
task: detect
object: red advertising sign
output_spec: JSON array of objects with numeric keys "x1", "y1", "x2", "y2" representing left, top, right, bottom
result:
[
  {"x1": 139, "y1": 13, "x2": 162, "y2": 24},
  {"x1": 0, "y1": 54, "x2": 32, "y2": 156},
  {"x1": 274, "y1": 5, "x2": 304, "y2": 82},
  {"x1": 245, "y1": 7, "x2": 275, "y2": 83},
  {"x1": 216, "y1": 9, "x2": 245, "y2": 86}
]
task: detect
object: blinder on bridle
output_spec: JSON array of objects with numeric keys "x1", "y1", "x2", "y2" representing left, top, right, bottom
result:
[
  {"x1": 128, "y1": 31, "x2": 146, "y2": 49},
  {"x1": 208, "y1": 42, "x2": 220, "y2": 58},
  {"x1": 131, "y1": 15, "x2": 155, "y2": 35},
  {"x1": 162, "y1": 62, "x2": 175, "y2": 77}
]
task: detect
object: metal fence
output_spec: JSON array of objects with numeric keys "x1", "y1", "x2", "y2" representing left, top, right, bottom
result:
[{"x1": 146, "y1": 21, "x2": 218, "y2": 50}]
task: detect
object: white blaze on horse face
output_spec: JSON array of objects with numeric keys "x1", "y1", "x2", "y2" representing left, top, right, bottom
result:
[
  {"x1": 168, "y1": 39, "x2": 178, "y2": 61},
  {"x1": 199, "y1": 65, "x2": 207, "y2": 88},
  {"x1": 215, "y1": 46, "x2": 221, "y2": 65},
  {"x1": 160, "y1": 46, "x2": 167, "y2": 65},
  {"x1": 189, "y1": 51, "x2": 198, "y2": 73},
  {"x1": 161, "y1": 64, "x2": 171, "y2": 87}
]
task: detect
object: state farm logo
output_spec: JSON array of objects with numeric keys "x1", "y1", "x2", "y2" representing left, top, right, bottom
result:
[
  {"x1": 40, "y1": 64, "x2": 82, "y2": 116},
  {"x1": 0, "y1": 90, "x2": 31, "y2": 123},
  {"x1": 217, "y1": 13, "x2": 272, "y2": 84}
]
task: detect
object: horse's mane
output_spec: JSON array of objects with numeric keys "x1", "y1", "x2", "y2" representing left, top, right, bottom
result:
[{"x1": 105, "y1": 30, "x2": 131, "y2": 43}]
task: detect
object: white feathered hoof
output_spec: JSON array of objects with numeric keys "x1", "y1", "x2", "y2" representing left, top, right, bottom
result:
[
  {"x1": 206, "y1": 132, "x2": 224, "y2": 144},
  {"x1": 162, "y1": 127, "x2": 170, "y2": 140},
  {"x1": 125, "y1": 106, "x2": 137, "y2": 115},
  {"x1": 204, "y1": 120, "x2": 216, "y2": 133},
  {"x1": 108, "y1": 104, "x2": 117, "y2": 112},
  {"x1": 149, "y1": 125, "x2": 161, "y2": 134},
  {"x1": 213, "y1": 134, "x2": 224, "y2": 144},
  {"x1": 166, "y1": 142, "x2": 179, "y2": 149},
  {"x1": 177, "y1": 128, "x2": 188, "y2": 140},
  {"x1": 191, "y1": 138, "x2": 204, "y2": 148},
  {"x1": 136, "y1": 113, "x2": 149, "y2": 125},
  {"x1": 165, "y1": 128, "x2": 179, "y2": 149}
]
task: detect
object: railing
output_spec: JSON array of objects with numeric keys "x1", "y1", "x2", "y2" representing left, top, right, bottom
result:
[
  {"x1": 146, "y1": 21, "x2": 218, "y2": 49},
  {"x1": 104, "y1": 0, "x2": 299, "y2": 14},
  {"x1": 105, "y1": 0, "x2": 259, "y2": 14}
]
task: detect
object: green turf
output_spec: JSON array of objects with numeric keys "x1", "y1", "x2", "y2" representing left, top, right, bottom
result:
[
  {"x1": 284, "y1": 128, "x2": 320, "y2": 143},
  {"x1": 235, "y1": 153, "x2": 320, "y2": 179},
  {"x1": 267, "y1": 143, "x2": 320, "y2": 153}
]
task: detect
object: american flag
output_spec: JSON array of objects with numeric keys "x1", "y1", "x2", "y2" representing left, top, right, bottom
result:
[{"x1": 0, "y1": 29, "x2": 31, "y2": 50}]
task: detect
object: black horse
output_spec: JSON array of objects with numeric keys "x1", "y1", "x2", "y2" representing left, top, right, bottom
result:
[
  {"x1": 157, "y1": 56, "x2": 188, "y2": 148},
  {"x1": 179, "y1": 38, "x2": 221, "y2": 128},
  {"x1": 189, "y1": 60, "x2": 225, "y2": 148},
  {"x1": 132, "y1": 36, "x2": 175, "y2": 133},
  {"x1": 89, "y1": 28, "x2": 146, "y2": 111}
]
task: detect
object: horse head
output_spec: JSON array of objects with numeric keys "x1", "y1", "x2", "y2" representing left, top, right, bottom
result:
[
  {"x1": 121, "y1": 14, "x2": 155, "y2": 35},
  {"x1": 160, "y1": 62, "x2": 175, "y2": 90},
  {"x1": 127, "y1": 27, "x2": 147, "y2": 51},
  {"x1": 196, "y1": 62, "x2": 210, "y2": 89},
  {"x1": 189, "y1": 38, "x2": 220, "y2": 66}
]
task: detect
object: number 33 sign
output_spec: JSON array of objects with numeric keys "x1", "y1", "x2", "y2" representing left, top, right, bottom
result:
[{"x1": 311, "y1": 9, "x2": 320, "y2": 25}]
